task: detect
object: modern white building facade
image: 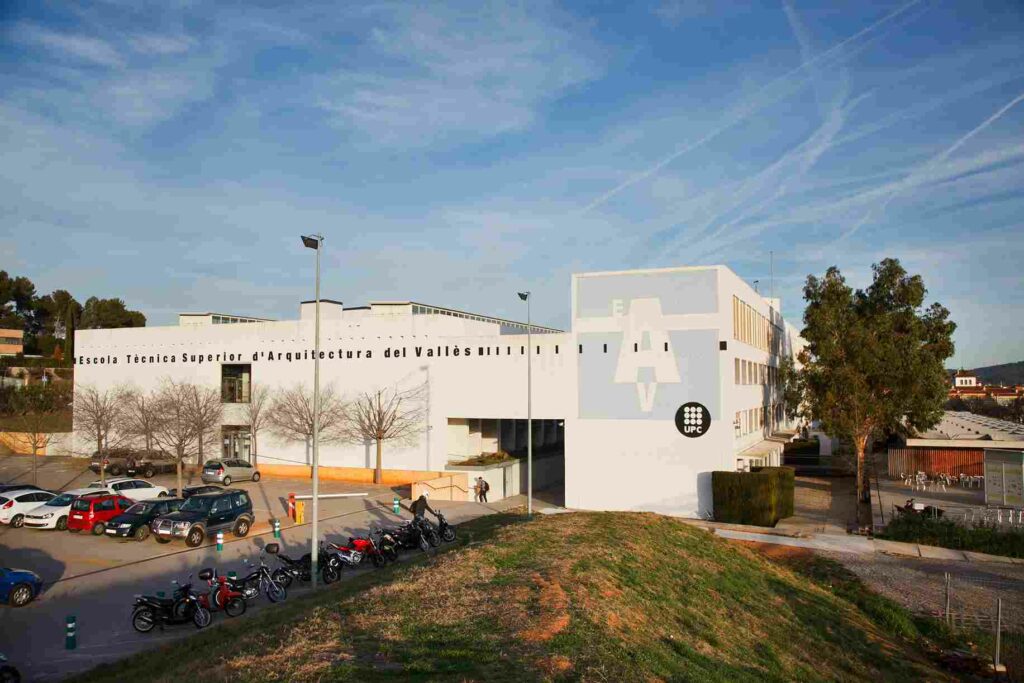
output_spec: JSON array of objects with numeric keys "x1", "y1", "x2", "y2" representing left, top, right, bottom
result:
[{"x1": 73, "y1": 265, "x2": 803, "y2": 518}]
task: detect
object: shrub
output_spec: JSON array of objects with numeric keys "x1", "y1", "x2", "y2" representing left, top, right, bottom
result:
[
  {"x1": 712, "y1": 467, "x2": 795, "y2": 526},
  {"x1": 879, "y1": 515, "x2": 1024, "y2": 558}
]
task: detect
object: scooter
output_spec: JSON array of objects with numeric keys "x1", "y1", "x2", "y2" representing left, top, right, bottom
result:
[
  {"x1": 131, "y1": 571, "x2": 212, "y2": 633},
  {"x1": 434, "y1": 510, "x2": 457, "y2": 543},
  {"x1": 202, "y1": 568, "x2": 247, "y2": 617}
]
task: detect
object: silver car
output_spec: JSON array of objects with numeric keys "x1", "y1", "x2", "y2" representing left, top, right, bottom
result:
[{"x1": 200, "y1": 459, "x2": 261, "y2": 486}]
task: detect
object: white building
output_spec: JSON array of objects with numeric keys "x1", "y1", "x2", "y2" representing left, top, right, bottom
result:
[{"x1": 73, "y1": 265, "x2": 803, "y2": 518}]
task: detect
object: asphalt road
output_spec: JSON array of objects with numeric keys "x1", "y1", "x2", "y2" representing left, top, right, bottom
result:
[{"x1": 0, "y1": 477, "x2": 493, "y2": 682}]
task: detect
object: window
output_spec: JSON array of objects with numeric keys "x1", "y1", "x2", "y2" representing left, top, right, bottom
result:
[
  {"x1": 734, "y1": 358, "x2": 740, "y2": 384},
  {"x1": 233, "y1": 492, "x2": 250, "y2": 509},
  {"x1": 222, "y1": 364, "x2": 251, "y2": 403},
  {"x1": 210, "y1": 498, "x2": 231, "y2": 515},
  {"x1": 97, "y1": 498, "x2": 116, "y2": 512},
  {"x1": 135, "y1": 481, "x2": 152, "y2": 488}
]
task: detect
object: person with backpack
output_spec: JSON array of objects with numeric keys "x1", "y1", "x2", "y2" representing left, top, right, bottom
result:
[{"x1": 478, "y1": 477, "x2": 490, "y2": 503}]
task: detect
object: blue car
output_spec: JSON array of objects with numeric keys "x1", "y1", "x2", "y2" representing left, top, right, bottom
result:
[{"x1": 0, "y1": 568, "x2": 43, "y2": 607}]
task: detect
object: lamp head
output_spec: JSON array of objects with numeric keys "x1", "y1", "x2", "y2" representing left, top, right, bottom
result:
[
  {"x1": 517, "y1": 292, "x2": 529, "y2": 301},
  {"x1": 301, "y1": 235, "x2": 321, "y2": 250}
]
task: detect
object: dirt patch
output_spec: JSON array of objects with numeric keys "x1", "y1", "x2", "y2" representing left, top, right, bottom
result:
[
  {"x1": 537, "y1": 654, "x2": 573, "y2": 676},
  {"x1": 730, "y1": 539, "x2": 817, "y2": 563},
  {"x1": 519, "y1": 573, "x2": 571, "y2": 642}
]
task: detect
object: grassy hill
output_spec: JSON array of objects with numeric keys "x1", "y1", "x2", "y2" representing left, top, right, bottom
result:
[{"x1": 77, "y1": 512, "x2": 952, "y2": 682}]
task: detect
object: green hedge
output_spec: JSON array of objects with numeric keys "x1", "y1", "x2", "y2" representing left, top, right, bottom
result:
[
  {"x1": 712, "y1": 466, "x2": 795, "y2": 527},
  {"x1": 879, "y1": 516, "x2": 1024, "y2": 559}
]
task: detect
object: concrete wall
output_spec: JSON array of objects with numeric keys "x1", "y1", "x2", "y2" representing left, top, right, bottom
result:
[
  {"x1": 0, "y1": 431, "x2": 72, "y2": 456},
  {"x1": 73, "y1": 314, "x2": 574, "y2": 475},
  {"x1": 447, "y1": 452, "x2": 564, "y2": 502}
]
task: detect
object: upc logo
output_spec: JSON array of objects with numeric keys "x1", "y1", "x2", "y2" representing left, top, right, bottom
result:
[{"x1": 675, "y1": 402, "x2": 710, "y2": 438}]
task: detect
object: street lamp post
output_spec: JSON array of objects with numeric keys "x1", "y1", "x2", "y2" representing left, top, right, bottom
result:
[
  {"x1": 301, "y1": 233, "x2": 324, "y2": 587},
  {"x1": 517, "y1": 291, "x2": 532, "y2": 516}
]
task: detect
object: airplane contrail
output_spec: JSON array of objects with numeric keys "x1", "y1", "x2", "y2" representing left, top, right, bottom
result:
[
  {"x1": 840, "y1": 89, "x2": 1024, "y2": 241},
  {"x1": 576, "y1": 0, "x2": 926, "y2": 216}
]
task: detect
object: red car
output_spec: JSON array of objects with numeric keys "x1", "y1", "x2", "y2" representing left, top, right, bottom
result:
[{"x1": 67, "y1": 494, "x2": 135, "y2": 535}]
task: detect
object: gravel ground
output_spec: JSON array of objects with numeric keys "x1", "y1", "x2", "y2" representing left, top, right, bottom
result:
[{"x1": 820, "y1": 550, "x2": 1024, "y2": 627}]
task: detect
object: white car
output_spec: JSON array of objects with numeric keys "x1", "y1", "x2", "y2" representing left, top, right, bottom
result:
[
  {"x1": 86, "y1": 478, "x2": 169, "y2": 501},
  {"x1": 0, "y1": 489, "x2": 57, "y2": 528},
  {"x1": 23, "y1": 488, "x2": 105, "y2": 530}
]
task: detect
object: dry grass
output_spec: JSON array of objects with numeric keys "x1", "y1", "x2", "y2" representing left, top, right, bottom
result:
[{"x1": 75, "y1": 511, "x2": 953, "y2": 683}]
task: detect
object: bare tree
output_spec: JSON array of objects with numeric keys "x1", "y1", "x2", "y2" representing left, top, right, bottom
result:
[
  {"x1": 267, "y1": 384, "x2": 347, "y2": 466},
  {"x1": 73, "y1": 384, "x2": 125, "y2": 486},
  {"x1": 119, "y1": 387, "x2": 161, "y2": 451},
  {"x1": 243, "y1": 384, "x2": 272, "y2": 466},
  {"x1": 188, "y1": 385, "x2": 223, "y2": 467},
  {"x1": 151, "y1": 380, "x2": 200, "y2": 496},
  {"x1": 342, "y1": 384, "x2": 426, "y2": 484}
]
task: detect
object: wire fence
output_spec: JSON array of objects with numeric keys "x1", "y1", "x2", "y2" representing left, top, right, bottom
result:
[{"x1": 925, "y1": 572, "x2": 1024, "y2": 680}]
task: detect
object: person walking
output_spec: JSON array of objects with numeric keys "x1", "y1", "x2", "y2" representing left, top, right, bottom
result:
[
  {"x1": 410, "y1": 490, "x2": 435, "y2": 520},
  {"x1": 479, "y1": 477, "x2": 490, "y2": 503}
]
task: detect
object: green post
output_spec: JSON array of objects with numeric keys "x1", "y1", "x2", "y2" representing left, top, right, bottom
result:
[
  {"x1": 392, "y1": 496, "x2": 400, "y2": 514},
  {"x1": 216, "y1": 530, "x2": 224, "y2": 552},
  {"x1": 272, "y1": 518, "x2": 281, "y2": 538},
  {"x1": 65, "y1": 615, "x2": 77, "y2": 650},
  {"x1": 228, "y1": 571, "x2": 237, "y2": 580}
]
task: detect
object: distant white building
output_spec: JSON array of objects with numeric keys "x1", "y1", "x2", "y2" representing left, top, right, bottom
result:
[{"x1": 74, "y1": 265, "x2": 803, "y2": 518}]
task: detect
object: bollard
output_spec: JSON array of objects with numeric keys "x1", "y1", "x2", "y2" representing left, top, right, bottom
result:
[
  {"x1": 228, "y1": 571, "x2": 237, "y2": 580},
  {"x1": 216, "y1": 530, "x2": 224, "y2": 551},
  {"x1": 65, "y1": 616, "x2": 77, "y2": 650},
  {"x1": 393, "y1": 496, "x2": 400, "y2": 514},
  {"x1": 288, "y1": 493, "x2": 296, "y2": 521},
  {"x1": 271, "y1": 517, "x2": 281, "y2": 538}
]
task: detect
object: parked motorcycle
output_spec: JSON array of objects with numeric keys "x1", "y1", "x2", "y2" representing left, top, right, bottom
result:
[
  {"x1": 434, "y1": 510, "x2": 457, "y2": 543},
  {"x1": 331, "y1": 527, "x2": 395, "y2": 568},
  {"x1": 230, "y1": 544, "x2": 287, "y2": 603},
  {"x1": 324, "y1": 539, "x2": 367, "y2": 570},
  {"x1": 0, "y1": 653, "x2": 20, "y2": 683},
  {"x1": 131, "y1": 571, "x2": 212, "y2": 633},
  {"x1": 270, "y1": 542, "x2": 341, "y2": 588},
  {"x1": 202, "y1": 568, "x2": 247, "y2": 617},
  {"x1": 385, "y1": 517, "x2": 437, "y2": 552}
]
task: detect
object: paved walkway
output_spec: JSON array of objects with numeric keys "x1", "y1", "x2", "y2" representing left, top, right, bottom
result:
[{"x1": 708, "y1": 525, "x2": 1024, "y2": 565}]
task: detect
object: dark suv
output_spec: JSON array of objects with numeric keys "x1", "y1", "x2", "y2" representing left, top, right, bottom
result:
[
  {"x1": 151, "y1": 490, "x2": 254, "y2": 547},
  {"x1": 89, "y1": 450, "x2": 176, "y2": 478}
]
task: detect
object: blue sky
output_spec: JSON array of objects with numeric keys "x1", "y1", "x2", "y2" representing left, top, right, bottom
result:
[{"x1": 1, "y1": 0, "x2": 1022, "y2": 367}]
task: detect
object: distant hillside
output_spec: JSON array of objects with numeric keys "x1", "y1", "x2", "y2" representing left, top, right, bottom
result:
[{"x1": 948, "y1": 361, "x2": 1024, "y2": 386}]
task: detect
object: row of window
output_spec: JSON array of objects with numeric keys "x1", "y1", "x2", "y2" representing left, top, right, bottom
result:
[
  {"x1": 732, "y1": 296, "x2": 782, "y2": 354},
  {"x1": 0, "y1": 337, "x2": 22, "y2": 345},
  {"x1": 212, "y1": 315, "x2": 264, "y2": 325},
  {"x1": 410, "y1": 304, "x2": 555, "y2": 334},
  {"x1": 734, "y1": 404, "x2": 784, "y2": 437},
  {"x1": 734, "y1": 358, "x2": 777, "y2": 387}
]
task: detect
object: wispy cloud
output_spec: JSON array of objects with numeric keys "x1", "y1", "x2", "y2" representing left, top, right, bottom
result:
[
  {"x1": 16, "y1": 24, "x2": 123, "y2": 67},
  {"x1": 577, "y1": 0, "x2": 925, "y2": 215},
  {"x1": 840, "y1": 89, "x2": 1024, "y2": 240},
  {"x1": 314, "y1": 3, "x2": 600, "y2": 146}
]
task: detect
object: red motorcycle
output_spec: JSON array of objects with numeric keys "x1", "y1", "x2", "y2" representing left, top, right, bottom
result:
[{"x1": 198, "y1": 568, "x2": 247, "y2": 617}]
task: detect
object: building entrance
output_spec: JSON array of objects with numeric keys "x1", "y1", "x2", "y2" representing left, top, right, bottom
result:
[{"x1": 222, "y1": 426, "x2": 252, "y2": 462}]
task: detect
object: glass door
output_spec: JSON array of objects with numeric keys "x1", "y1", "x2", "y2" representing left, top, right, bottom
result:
[{"x1": 222, "y1": 426, "x2": 252, "y2": 462}]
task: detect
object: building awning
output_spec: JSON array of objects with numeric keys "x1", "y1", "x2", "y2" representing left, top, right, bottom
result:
[{"x1": 736, "y1": 438, "x2": 786, "y2": 461}]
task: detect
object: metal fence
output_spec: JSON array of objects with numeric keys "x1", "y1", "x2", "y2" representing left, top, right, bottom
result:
[{"x1": 928, "y1": 572, "x2": 1024, "y2": 680}]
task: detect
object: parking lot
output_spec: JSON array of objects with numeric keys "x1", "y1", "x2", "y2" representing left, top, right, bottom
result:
[
  {"x1": 0, "y1": 454, "x2": 501, "y2": 681},
  {"x1": 0, "y1": 454, "x2": 404, "y2": 582}
]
